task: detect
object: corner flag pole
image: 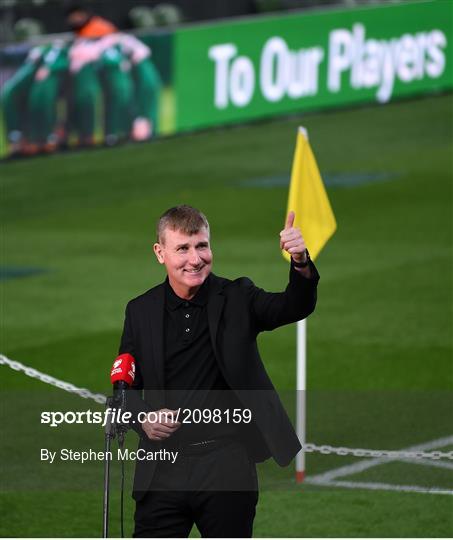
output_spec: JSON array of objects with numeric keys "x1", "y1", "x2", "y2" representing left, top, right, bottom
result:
[
  {"x1": 295, "y1": 319, "x2": 306, "y2": 482},
  {"x1": 282, "y1": 127, "x2": 337, "y2": 484}
]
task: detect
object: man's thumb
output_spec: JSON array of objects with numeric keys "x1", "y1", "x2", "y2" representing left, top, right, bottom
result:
[{"x1": 285, "y1": 211, "x2": 295, "y2": 229}]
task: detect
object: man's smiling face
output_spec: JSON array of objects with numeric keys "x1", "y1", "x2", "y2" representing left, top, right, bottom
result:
[{"x1": 153, "y1": 226, "x2": 212, "y2": 299}]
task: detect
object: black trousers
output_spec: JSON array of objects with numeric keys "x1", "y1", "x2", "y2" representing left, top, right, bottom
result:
[{"x1": 133, "y1": 440, "x2": 259, "y2": 538}]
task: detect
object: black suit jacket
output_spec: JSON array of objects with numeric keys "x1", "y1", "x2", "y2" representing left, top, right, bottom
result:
[{"x1": 119, "y1": 262, "x2": 319, "y2": 500}]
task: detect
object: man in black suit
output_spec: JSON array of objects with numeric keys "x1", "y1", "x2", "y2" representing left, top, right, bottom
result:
[{"x1": 119, "y1": 205, "x2": 319, "y2": 537}]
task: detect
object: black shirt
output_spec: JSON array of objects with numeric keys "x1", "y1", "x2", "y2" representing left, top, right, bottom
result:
[{"x1": 163, "y1": 276, "x2": 239, "y2": 445}]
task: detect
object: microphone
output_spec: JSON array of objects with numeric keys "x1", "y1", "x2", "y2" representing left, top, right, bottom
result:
[
  {"x1": 110, "y1": 353, "x2": 135, "y2": 409},
  {"x1": 105, "y1": 354, "x2": 136, "y2": 535},
  {"x1": 110, "y1": 352, "x2": 135, "y2": 386}
]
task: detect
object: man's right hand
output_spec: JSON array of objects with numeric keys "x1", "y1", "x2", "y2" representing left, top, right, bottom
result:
[{"x1": 141, "y1": 408, "x2": 181, "y2": 441}]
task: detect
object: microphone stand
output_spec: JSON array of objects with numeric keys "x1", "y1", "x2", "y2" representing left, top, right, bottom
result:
[
  {"x1": 103, "y1": 396, "x2": 115, "y2": 539},
  {"x1": 103, "y1": 386, "x2": 129, "y2": 538}
]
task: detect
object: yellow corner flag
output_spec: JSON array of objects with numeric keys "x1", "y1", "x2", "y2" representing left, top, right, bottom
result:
[{"x1": 283, "y1": 127, "x2": 337, "y2": 262}]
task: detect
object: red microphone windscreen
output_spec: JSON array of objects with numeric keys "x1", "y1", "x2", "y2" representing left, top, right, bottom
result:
[{"x1": 110, "y1": 353, "x2": 135, "y2": 386}]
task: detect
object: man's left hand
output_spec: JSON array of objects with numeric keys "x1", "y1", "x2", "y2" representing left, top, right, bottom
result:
[
  {"x1": 280, "y1": 211, "x2": 306, "y2": 262},
  {"x1": 280, "y1": 211, "x2": 312, "y2": 276}
]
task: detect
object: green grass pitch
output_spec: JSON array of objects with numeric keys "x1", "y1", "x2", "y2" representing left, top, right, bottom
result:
[{"x1": 1, "y1": 93, "x2": 452, "y2": 537}]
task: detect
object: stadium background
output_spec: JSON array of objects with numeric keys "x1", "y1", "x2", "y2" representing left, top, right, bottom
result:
[{"x1": 1, "y1": 0, "x2": 452, "y2": 537}]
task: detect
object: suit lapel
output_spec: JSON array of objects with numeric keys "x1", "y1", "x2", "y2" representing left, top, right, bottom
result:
[
  {"x1": 146, "y1": 284, "x2": 166, "y2": 391},
  {"x1": 207, "y1": 274, "x2": 225, "y2": 353}
]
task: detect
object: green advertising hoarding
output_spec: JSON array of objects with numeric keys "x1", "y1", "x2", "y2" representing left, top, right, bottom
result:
[
  {"x1": 174, "y1": 0, "x2": 452, "y2": 131},
  {"x1": 1, "y1": 0, "x2": 451, "y2": 159}
]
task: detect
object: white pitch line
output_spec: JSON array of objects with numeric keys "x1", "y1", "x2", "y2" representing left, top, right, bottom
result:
[
  {"x1": 307, "y1": 435, "x2": 453, "y2": 483},
  {"x1": 395, "y1": 457, "x2": 453, "y2": 471},
  {"x1": 306, "y1": 478, "x2": 453, "y2": 496}
]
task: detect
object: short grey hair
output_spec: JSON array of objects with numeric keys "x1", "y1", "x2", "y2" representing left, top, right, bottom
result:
[{"x1": 156, "y1": 205, "x2": 210, "y2": 244}]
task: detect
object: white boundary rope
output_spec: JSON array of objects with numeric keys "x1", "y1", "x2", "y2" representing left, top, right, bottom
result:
[
  {"x1": 306, "y1": 435, "x2": 453, "y2": 496},
  {"x1": 0, "y1": 353, "x2": 107, "y2": 404},
  {"x1": 302, "y1": 442, "x2": 453, "y2": 461},
  {"x1": 2, "y1": 353, "x2": 452, "y2": 461}
]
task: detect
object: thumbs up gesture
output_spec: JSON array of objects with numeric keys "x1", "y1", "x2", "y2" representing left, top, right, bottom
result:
[{"x1": 280, "y1": 211, "x2": 308, "y2": 264}]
